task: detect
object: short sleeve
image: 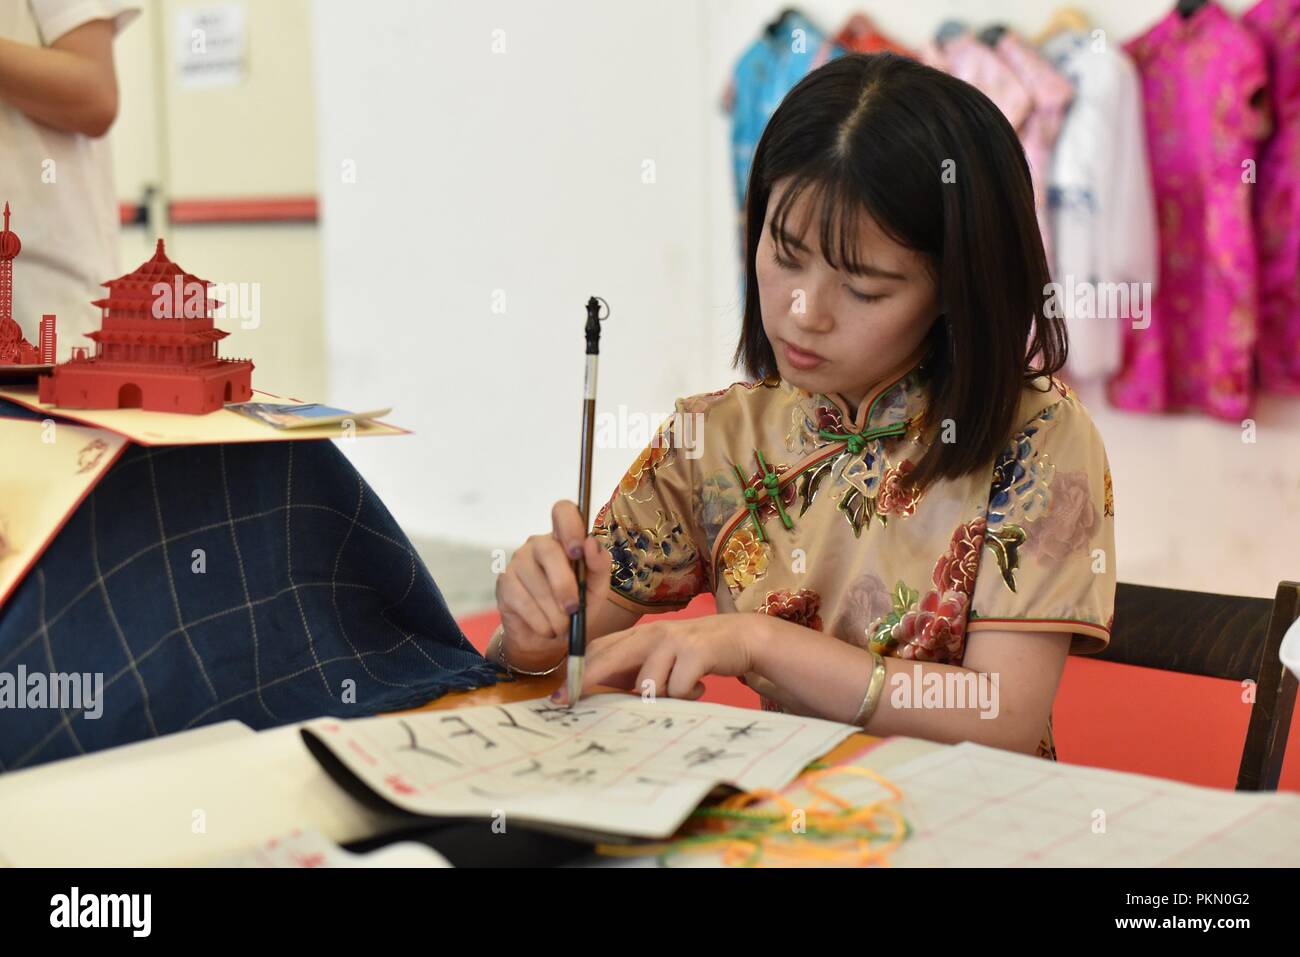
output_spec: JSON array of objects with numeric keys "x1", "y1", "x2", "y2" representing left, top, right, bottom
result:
[
  {"x1": 591, "y1": 397, "x2": 709, "y2": 614},
  {"x1": 31, "y1": 0, "x2": 141, "y2": 45},
  {"x1": 967, "y1": 388, "x2": 1116, "y2": 654}
]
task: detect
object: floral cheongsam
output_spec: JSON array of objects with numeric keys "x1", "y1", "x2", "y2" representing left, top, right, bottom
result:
[
  {"x1": 1243, "y1": 0, "x2": 1300, "y2": 394},
  {"x1": 725, "y1": 10, "x2": 833, "y2": 213},
  {"x1": 1111, "y1": 2, "x2": 1272, "y2": 420},
  {"x1": 592, "y1": 348, "x2": 1118, "y2": 761}
]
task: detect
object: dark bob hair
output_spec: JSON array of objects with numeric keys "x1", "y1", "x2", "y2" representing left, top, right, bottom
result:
[{"x1": 733, "y1": 52, "x2": 1068, "y2": 493}]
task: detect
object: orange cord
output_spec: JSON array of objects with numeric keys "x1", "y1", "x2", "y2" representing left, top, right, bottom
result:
[{"x1": 596, "y1": 765, "x2": 909, "y2": 867}]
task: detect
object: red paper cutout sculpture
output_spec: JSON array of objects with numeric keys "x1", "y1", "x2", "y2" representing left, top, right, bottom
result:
[
  {"x1": 0, "y1": 202, "x2": 51, "y2": 366},
  {"x1": 38, "y1": 238, "x2": 254, "y2": 414}
]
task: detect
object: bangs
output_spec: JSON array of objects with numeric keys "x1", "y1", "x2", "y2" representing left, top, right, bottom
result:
[{"x1": 766, "y1": 167, "x2": 910, "y2": 278}]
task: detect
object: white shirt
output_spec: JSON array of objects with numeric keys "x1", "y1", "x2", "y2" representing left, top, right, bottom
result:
[
  {"x1": 1, "y1": 1, "x2": 140, "y2": 358},
  {"x1": 1044, "y1": 29, "x2": 1159, "y2": 383}
]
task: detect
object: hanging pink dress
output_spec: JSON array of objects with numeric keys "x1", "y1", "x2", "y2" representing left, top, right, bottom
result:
[
  {"x1": 993, "y1": 31, "x2": 1075, "y2": 280},
  {"x1": 1111, "y1": 3, "x2": 1272, "y2": 421},
  {"x1": 1244, "y1": 0, "x2": 1300, "y2": 394}
]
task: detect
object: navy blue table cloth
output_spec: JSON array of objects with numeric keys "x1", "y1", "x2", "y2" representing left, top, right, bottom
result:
[{"x1": 0, "y1": 399, "x2": 501, "y2": 771}]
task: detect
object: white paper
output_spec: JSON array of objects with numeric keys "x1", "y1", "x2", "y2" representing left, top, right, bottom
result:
[
  {"x1": 0, "y1": 720, "x2": 251, "y2": 786},
  {"x1": 0, "y1": 723, "x2": 411, "y2": 867},
  {"x1": 212, "y1": 827, "x2": 451, "y2": 868}
]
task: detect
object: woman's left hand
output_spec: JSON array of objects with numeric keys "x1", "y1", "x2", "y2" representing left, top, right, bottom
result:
[{"x1": 551, "y1": 613, "x2": 772, "y2": 704}]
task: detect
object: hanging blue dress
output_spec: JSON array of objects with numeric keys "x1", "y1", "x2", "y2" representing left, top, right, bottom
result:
[{"x1": 728, "y1": 11, "x2": 840, "y2": 211}]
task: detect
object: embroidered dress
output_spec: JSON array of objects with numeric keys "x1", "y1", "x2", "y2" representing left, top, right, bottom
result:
[
  {"x1": 991, "y1": 30, "x2": 1076, "y2": 276},
  {"x1": 920, "y1": 29, "x2": 1071, "y2": 269},
  {"x1": 721, "y1": 11, "x2": 836, "y2": 283},
  {"x1": 724, "y1": 11, "x2": 833, "y2": 213},
  {"x1": 592, "y1": 348, "x2": 1117, "y2": 761},
  {"x1": 1243, "y1": 0, "x2": 1300, "y2": 393},
  {"x1": 812, "y1": 13, "x2": 914, "y2": 65},
  {"x1": 920, "y1": 29, "x2": 1031, "y2": 131},
  {"x1": 1112, "y1": 2, "x2": 1272, "y2": 419}
]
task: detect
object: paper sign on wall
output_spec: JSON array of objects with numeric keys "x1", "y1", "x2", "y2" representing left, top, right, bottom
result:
[{"x1": 176, "y1": 4, "x2": 247, "y2": 89}]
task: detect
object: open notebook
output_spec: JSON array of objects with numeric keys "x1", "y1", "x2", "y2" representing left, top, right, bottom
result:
[{"x1": 301, "y1": 693, "x2": 857, "y2": 841}]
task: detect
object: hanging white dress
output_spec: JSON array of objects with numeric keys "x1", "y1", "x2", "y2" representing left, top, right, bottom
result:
[{"x1": 1043, "y1": 29, "x2": 1159, "y2": 383}]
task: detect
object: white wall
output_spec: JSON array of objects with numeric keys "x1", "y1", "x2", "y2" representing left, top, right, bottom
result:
[
  {"x1": 314, "y1": 0, "x2": 1298, "y2": 600},
  {"x1": 312, "y1": 0, "x2": 719, "y2": 548}
]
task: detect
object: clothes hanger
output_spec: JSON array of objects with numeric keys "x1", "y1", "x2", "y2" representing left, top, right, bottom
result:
[
  {"x1": 934, "y1": 19, "x2": 967, "y2": 45},
  {"x1": 977, "y1": 23, "x2": 1009, "y2": 46},
  {"x1": 1175, "y1": 0, "x2": 1209, "y2": 19},
  {"x1": 1032, "y1": 7, "x2": 1091, "y2": 45},
  {"x1": 766, "y1": 7, "x2": 801, "y2": 37}
]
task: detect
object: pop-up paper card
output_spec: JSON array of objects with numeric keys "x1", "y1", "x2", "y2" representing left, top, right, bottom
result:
[
  {"x1": 0, "y1": 203, "x2": 56, "y2": 375},
  {"x1": 37, "y1": 239, "x2": 252, "y2": 414},
  {"x1": 0, "y1": 416, "x2": 128, "y2": 608},
  {"x1": 0, "y1": 386, "x2": 407, "y2": 446}
]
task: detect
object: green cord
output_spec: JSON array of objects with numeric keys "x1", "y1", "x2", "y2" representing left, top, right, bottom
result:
[
  {"x1": 818, "y1": 419, "x2": 910, "y2": 455},
  {"x1": 755, "y1": 449, "x2": 794, "y2": 530},
  {"x1": 733, "y1": 462, "x2": 767, "y2": 542}
]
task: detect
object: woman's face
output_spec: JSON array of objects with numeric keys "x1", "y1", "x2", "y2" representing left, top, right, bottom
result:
[{"x1": 756, "y1": 177, "x2": 942, "y2": 412}]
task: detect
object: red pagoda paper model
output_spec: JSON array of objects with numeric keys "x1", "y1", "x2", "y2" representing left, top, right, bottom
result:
[
  {"x1": 38, "y1": 238, "x2": 254, "y2": 414},
  {"x1": 0, "y1": 202, "x2": 56, "y2": 367}
]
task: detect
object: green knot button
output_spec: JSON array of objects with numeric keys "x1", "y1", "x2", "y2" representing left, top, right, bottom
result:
[
  {"x1": 732, "y1": 449, "x2": 795, "y2": 543},
  {"x1": 818, "y1": 418, "x2": 911, "y2": 456}
]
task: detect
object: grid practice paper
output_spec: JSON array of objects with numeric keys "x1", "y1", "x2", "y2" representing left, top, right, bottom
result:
[
  {"x1": 669, "y1": 739, "x2": 1300, "y2": 867},
  {"x1": 881, "y1": 742, "x2": 1300, "y2": 866}
]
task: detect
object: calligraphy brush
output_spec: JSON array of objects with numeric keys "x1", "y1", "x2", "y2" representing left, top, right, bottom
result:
[{"x1": 568, "y1": 296, "x2": 608, "y2": 705}]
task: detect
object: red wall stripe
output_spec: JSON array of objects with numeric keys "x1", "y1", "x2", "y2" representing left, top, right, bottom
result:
[{"x1": 168, "y1": 197, "x2": 319, "y2": 224}]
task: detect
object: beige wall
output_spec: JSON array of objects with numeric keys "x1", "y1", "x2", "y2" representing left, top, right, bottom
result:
[{"x1": 110, "y1": 0, "x2": 325, "y2": 401}]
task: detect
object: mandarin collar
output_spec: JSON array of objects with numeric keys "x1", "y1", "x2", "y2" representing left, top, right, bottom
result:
[{"x1": 785, "y1": 339, "x2": 935, "y2": 435}]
